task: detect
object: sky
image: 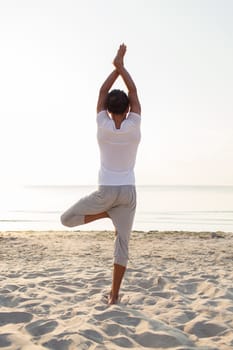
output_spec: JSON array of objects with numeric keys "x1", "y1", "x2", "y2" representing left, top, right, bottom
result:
[{"x1": 0, "y1": 0, "x2": 233, "y2": 186}]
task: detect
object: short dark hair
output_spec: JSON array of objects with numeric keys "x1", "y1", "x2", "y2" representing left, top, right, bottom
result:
[{"x1": 106, "y1": 89, "x2": 129, "y2": 114}]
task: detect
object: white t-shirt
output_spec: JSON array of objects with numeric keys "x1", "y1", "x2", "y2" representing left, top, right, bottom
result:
[{"x1": 97, "y1": 110, "x2": 141, "y2": 185}]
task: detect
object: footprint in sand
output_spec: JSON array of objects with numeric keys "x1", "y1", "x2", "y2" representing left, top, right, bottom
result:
[
  {"x1": 102, "y1": 322, "x2": 127, "y2": 337},
  {"x1": 79, "y1": 328, "x2": 104, "y2": 343},
  {"x1": 23, "y1": 272, "x2": 47, "y2": 279},
  {"x1": 1, "y1": 284, "x2": 19, "y2": 292},
  {"x1": 25, "y1": 319, "x2": 58, "y2": 337},
  {"x1": 111, "y1": 336, "x2": 135, "y2": 348},
  {"x1": 0, "y1": 295, "x2": 32, "y2": 308},
  {"x1": 45, "y1": 267, "x2": 63, "y2": 274},
  {"x1": 0, "y1": 333, "x2": 11, "y2": 347},
  {"x1": 94, "y1": 310, "x2": 129, "y2": 321},
  {"x1": 133, "y1": 331, "x2": 193, "y2": 348},
  {"x1": 43, "y1": 338, "x2": 72, "y2": 350},
  {"x1": 150, "y1": 291, "x2": 173, "y2": 299},
  {"x1": 168, "y1": 310, "x2": 197, "y2": 326},
  {"x1": 54, "y1": 286, "x2": 77, "y2": 293},
  {"x1": 0, "y1": 311, "x2": 33, "y2": 326},
  {"x1": 94, "y1": 309, "x2": 141, "y2": 327},
  {"x1": 184, "y1": 320, "x2": 227, "y2": 338}
]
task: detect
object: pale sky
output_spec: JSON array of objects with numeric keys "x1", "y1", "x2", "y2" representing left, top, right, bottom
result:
[{"x1": 0, "y1": 0, "x2": 233, "y2": 186}]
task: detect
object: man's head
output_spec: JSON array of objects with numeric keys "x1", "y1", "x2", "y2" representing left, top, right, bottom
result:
[{"x1": 106, "y1": 89, "x2": 129, "y2": 115}]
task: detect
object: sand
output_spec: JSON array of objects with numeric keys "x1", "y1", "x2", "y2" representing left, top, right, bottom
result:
[{"x1": 0, "y1": 230, "x2": 233, "y2": 350}]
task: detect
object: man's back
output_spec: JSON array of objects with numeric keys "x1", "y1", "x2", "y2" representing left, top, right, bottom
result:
[{"x1": 97, "y1": 110, "x2": 141, "y2": 185}]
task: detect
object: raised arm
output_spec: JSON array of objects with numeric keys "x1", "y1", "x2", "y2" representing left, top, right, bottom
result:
[
  {"x1": 113, "y1": 44, "x2": 141, "y2": 115},
  {"x1": 97, "y1": 70, "x2": 119, "y2": 113}
]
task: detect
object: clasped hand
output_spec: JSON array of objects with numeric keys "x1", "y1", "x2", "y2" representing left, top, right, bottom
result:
[{"x1": 113, "y1": 44, "x2": 127, "y2": 69}]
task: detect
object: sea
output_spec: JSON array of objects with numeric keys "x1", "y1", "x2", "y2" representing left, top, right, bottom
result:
[{"x1": 0, "y1": 185, "x2": 233, "y2": 233}]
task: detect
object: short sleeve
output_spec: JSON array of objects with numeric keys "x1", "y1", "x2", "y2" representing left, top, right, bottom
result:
[
  {"x1": 97, "y1": 110, "x2": 110, "y2": 127},
  {"x1": 126, "y1": 112, "x2": 141, "y2": 127}
]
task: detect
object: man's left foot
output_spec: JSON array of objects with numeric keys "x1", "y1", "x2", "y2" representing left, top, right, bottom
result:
[{"x1": 108, "y1": 291, "x2": 118, "y2": 305}]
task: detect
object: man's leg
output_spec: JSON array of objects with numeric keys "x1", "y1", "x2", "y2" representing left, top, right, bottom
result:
[
  {"x1": 108, "y1": 263, "x2": 126, "y2": 305},
  {"x1": 107, "y1": 186, "x2": 136, "y2": 305},
  {"x1": 61, "y1": 210, "x2": 109, "y2": 227},
  {"x1": 108, "y1": 231, "x2": 129, "y2": 305},
  {"x1": 61, "y1": 188, "x2": 113, "y2": 228},
  {"x1": 84, "y1": 211, "x2": 109, "y2": 224},
  {"x1": 85, "y1": 212, "x2": 126, "y2": 305}
]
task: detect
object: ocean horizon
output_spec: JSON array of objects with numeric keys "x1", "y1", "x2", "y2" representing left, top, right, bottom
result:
[{"x1": 1, "y1": 185, "x2": 233, "y2": 233}]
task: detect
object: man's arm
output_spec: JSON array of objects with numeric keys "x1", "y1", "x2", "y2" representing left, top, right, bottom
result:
[
  {"x1": 97, "y1": 70, "x2": 119, "y2": 113},
  {"x1": 113, "y1": 44, "x2": 141, "y2": 115}
]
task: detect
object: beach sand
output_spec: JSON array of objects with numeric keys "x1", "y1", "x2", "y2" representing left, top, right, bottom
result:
[{"x1": 0, "y1": 230, "x2": 233, "y2": 350}]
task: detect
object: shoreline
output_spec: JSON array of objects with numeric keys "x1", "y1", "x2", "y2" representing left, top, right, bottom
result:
[
  {"x1": 1, "y1": 229, "x2": 233, "y2": 234},
  {"x1": 1, "y1": 230, "x2": 233, "y2": 349}
]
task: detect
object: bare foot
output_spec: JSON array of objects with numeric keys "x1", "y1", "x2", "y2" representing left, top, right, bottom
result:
[{"x1": 108, "y1": 291, "x2": 118, "y2": 305}]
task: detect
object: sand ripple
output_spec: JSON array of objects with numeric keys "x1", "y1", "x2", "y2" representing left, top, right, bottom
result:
[{"x1": 0, "y1": 230, "x2": 233, "y2": 349}]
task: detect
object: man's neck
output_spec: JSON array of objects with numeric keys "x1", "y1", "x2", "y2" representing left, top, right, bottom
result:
[{"x1": 111, "y1": 113, "x2": 127, "y2": 129}]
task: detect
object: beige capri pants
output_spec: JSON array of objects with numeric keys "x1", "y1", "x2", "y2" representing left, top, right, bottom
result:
[{"x1": 60, "y1": 185, "x2": 136, "y2": 267}]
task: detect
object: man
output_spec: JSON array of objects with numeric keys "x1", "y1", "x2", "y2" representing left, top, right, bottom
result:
[{"x1": 61, "y1": 44, "x2": 141, "y2": 304}]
